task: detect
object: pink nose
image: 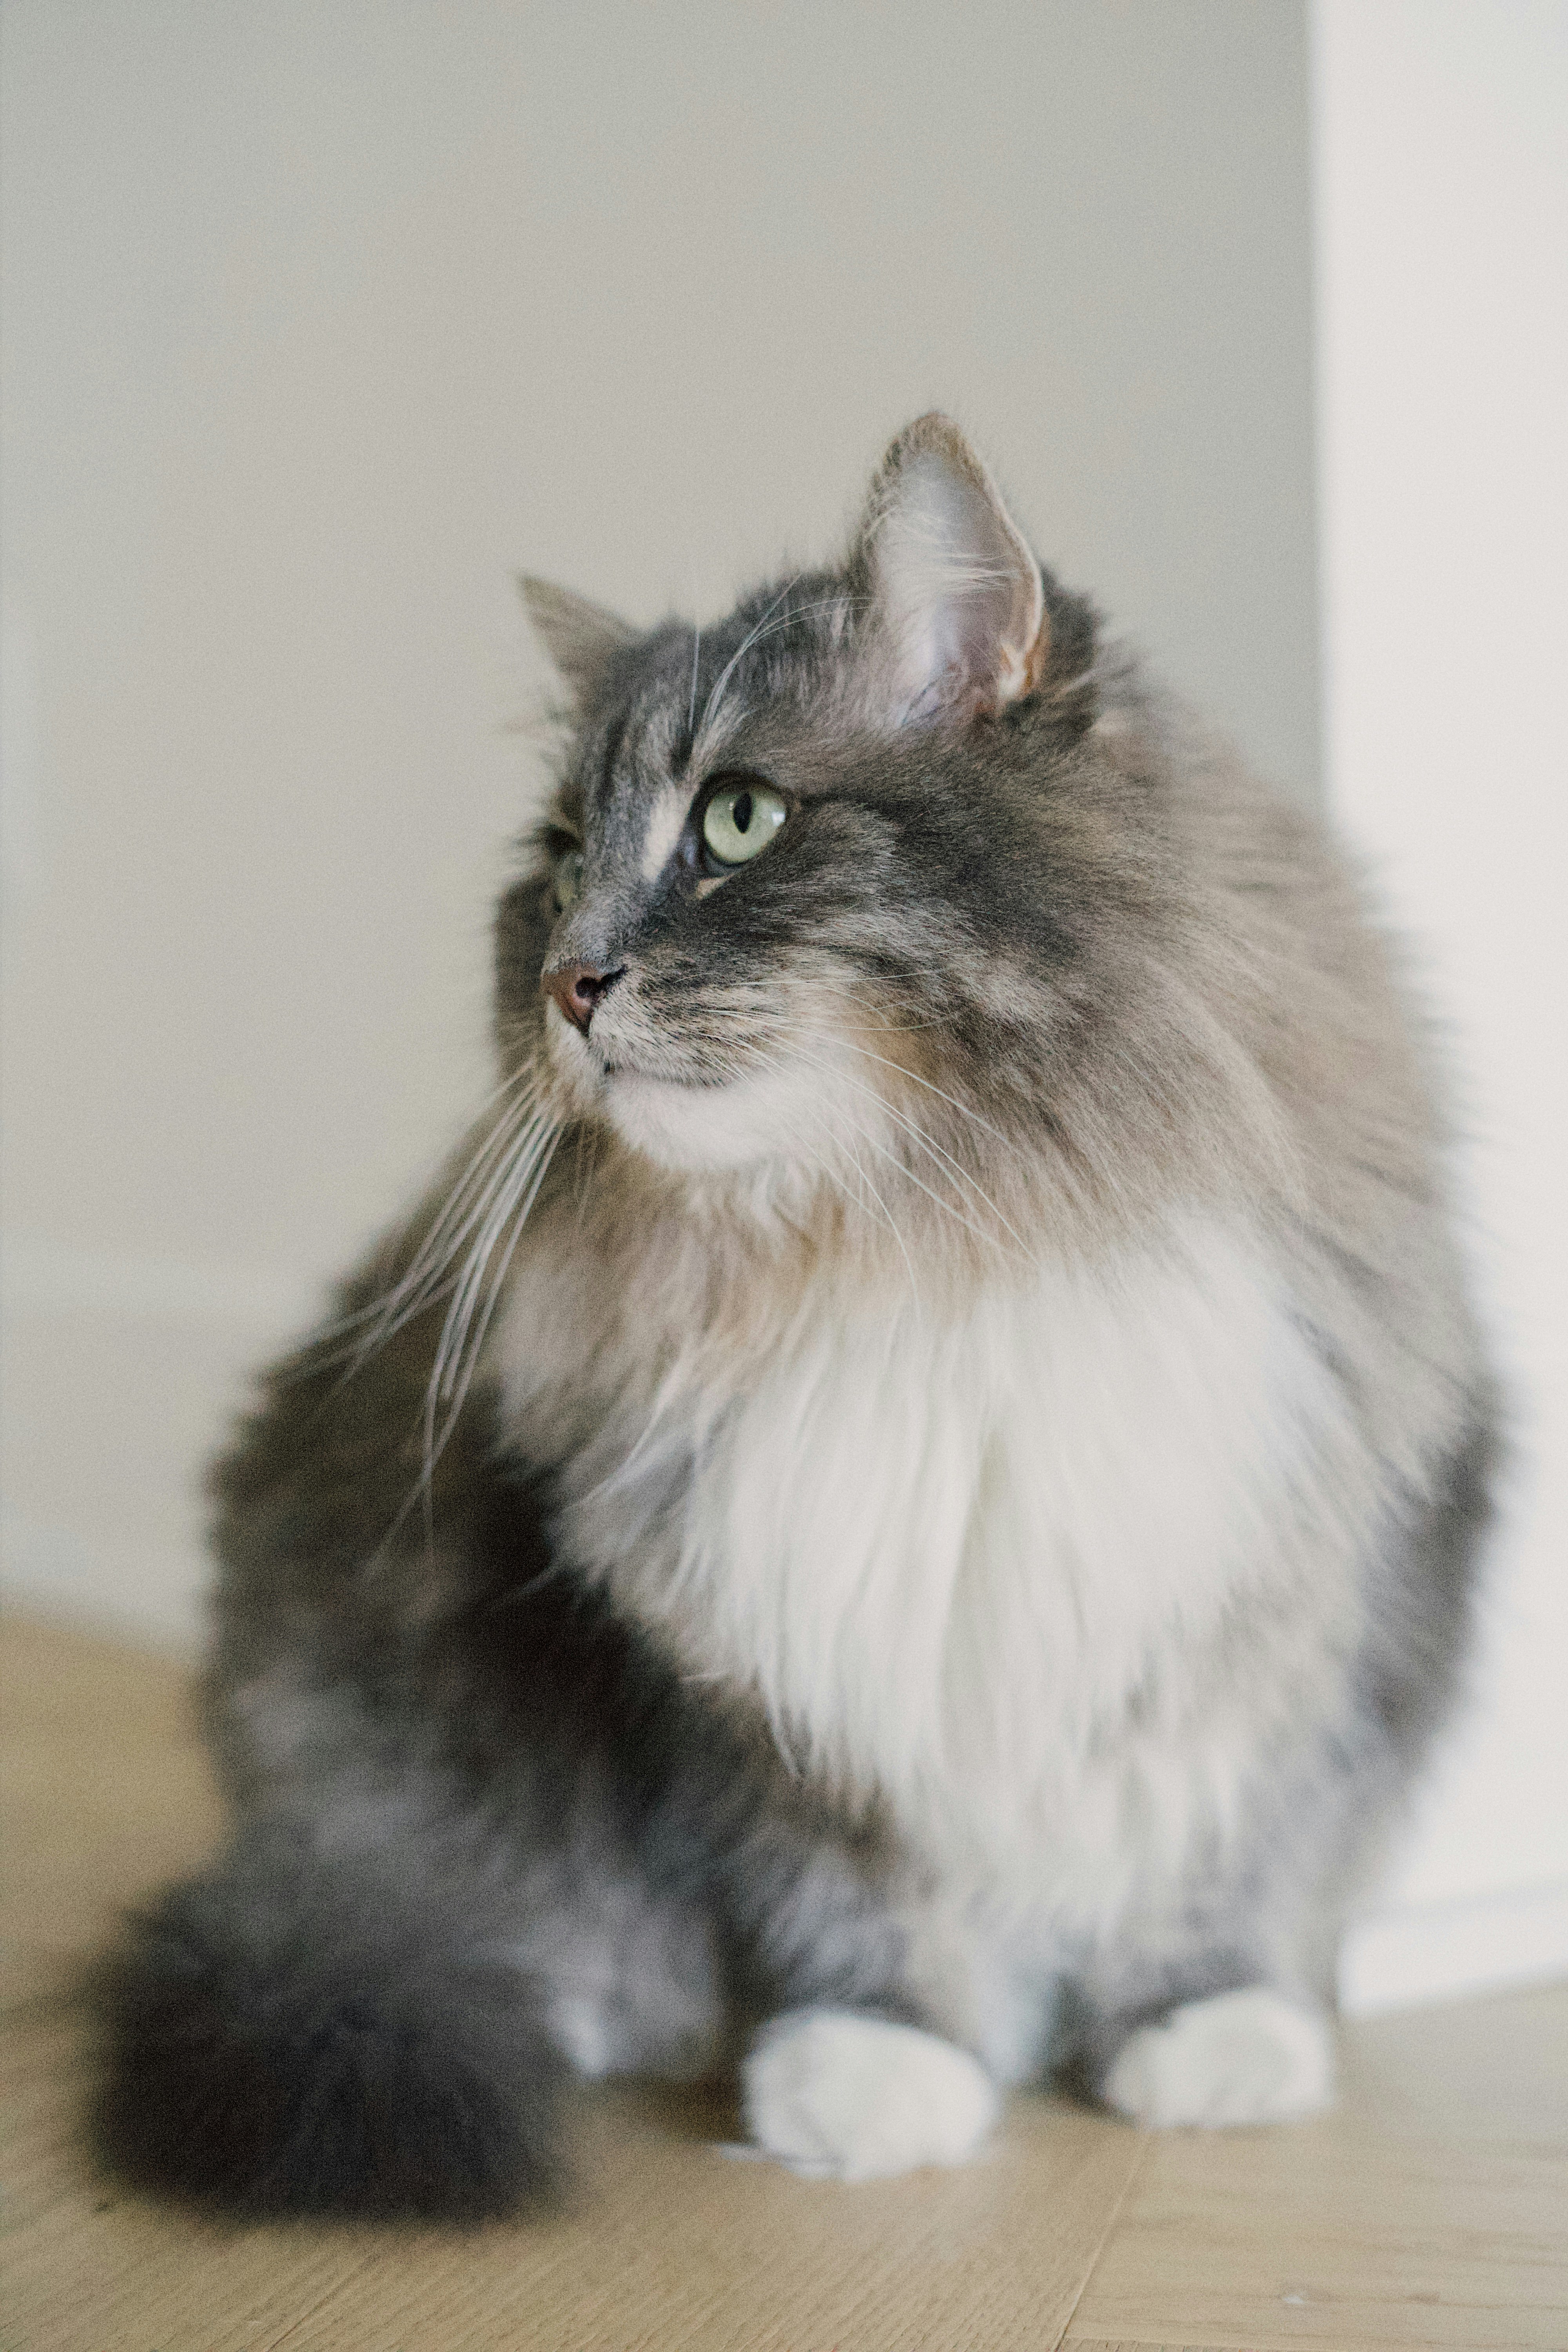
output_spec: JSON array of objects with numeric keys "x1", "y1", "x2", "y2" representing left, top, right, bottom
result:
[{"x1": 543, "y1": 962, "x2": 622, "y2": 1034}]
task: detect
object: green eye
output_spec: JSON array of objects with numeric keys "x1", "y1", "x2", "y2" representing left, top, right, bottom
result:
[
  {"x1": 552, "y1": 849, "x2": 583, "y2": 913},
  {"x1": 701, "y1": 780, "x2": 788, "y2": 868}
]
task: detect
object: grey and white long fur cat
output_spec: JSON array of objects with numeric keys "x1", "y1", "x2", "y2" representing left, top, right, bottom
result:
[{"x1": 97, "y1": 416, "x2": 1495, "y2": 2217}]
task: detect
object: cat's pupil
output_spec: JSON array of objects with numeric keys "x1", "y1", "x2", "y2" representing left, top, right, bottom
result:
[{"x1": 733, "y1": 791, "x2": 753, "y2": 833}]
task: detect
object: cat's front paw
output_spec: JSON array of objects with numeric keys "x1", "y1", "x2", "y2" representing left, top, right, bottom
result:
[
  {"x1": 1103, "y1": 1986, "x2": 1334, "y2": 2128},
  {"x1": 742, "y1": 2009, "x2": 998, "y2": 2181}
]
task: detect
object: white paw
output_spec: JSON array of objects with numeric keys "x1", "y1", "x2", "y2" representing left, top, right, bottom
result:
[
  {"x1": 742, "y1": 2009, "x2": 999, "y2": 2181},
  {"x1": 1103, "y1": 1987, "x2": 1334, "y2": 2128}
]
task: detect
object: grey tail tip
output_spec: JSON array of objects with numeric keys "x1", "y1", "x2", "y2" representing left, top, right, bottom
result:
[{"x1": 91, "y1": 1847, "x2": 566, "y2": 2222}]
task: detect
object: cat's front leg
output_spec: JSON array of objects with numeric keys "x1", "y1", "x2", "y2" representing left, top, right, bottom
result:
[
  {"x1": 742, "y1": 2010, "x2": 999, "y2": 2180},
  {"x1": 1099, "y1": 1985, "x2": 1335, "y2": 2128},
  {"x1": 719, "y1": 1824, "x2": 1005, "y2": 2179}
]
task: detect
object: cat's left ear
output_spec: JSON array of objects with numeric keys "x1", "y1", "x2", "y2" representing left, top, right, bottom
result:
[
  {"x1": 518, "y1": 575, "x2": 637, "y2": 706},
  {"x1": 857, "y1": 414, "x2": 1047, "y2": 724}
]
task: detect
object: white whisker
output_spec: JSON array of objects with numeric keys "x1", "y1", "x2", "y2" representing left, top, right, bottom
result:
[
  {"x1": 314, "y1": 1066, "x2": 541, "y2": 1354},
  {"x1": 838, "y1": 1037, "x2": 1017, "y2": 1154},
  {"x1": 697, "y1": 575, "x2": 802, "y2": 747},
  {"x1": 696, "y1": 595, "x2": 871, "y2": 750},
  {"x1": 416, "y1": 1109, "x2": 562, "y2": 1519},
  {"x1": 769, "y1": 1041, "x2": 1020, "y2": 1266},
  {"x1": 337, "y1": 1081, "x2": 544, "y2": 1372},
  {"x1": 735, "y1": 1042, "x2": 922, "y2": 1306},
  {"x1": 828, "y1": 1093, "x2": 997, "y2": 1261},
  {"x1": 429, "y1": 1111, "x2": 555, "y2": 1406},
  {"x1": 797, "y1": 1040, "x2": 1035, "y2": 1261},
  {"x1": 434, "y1": 1126, "x2": 562, "y2": 1436}
]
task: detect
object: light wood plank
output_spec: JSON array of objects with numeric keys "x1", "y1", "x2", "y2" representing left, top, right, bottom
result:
[
  {"x1": 1065, "y1": 1982, "x2": 1568, "y2": 2352},
  {"x1": 5, "y1": 1614, "x2": 1566, "y2": 2352},
  {"x1": 1, "y1": 2007, "x2": 1145, "y2": 2352},
  {"x1": 0, "y1": 1616, "x2": 1143, "y2": 2352},
  {"x1": 0, "y1": 1614, "x2": 222, "y2": 2014}
]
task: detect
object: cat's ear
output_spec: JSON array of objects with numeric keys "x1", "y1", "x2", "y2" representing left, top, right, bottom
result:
[
  {"x1": 518, "y1": 576, "x2": 637, "y2": 704},
  {"x1": 857, "y1": 414, "x2": 1048, "y2": 724}
]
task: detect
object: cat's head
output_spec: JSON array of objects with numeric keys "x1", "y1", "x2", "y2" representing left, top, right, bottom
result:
[{"x1": 496, "y1": 416, "x2": 1183, "y2": 1247}]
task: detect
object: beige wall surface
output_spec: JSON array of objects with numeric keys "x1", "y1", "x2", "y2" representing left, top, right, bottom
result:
[
  {"x1": 1312, "y1": 0, "x2": 1568, "y2": 2007},
  {"x1": 1, "y1": 9, "x2": 1318, "y2": 1598}
]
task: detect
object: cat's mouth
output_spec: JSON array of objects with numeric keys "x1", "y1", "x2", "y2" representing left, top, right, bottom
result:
[
  {"x1": 543, "y1": 979, "x2": 890, "y2": 1180},
  {"x1": 545, "y1": 982, "x2": 771, "y2": 1094},
  {"x1": 548, "y1": 1012, "x2": 717, "y2": 1095},
  {"x1": 541, "y1": 1007, "x2": 813, "y2": 1173},
  {"x1": 593, "y1": 1048, "x2": 730, "y2": 1091}
]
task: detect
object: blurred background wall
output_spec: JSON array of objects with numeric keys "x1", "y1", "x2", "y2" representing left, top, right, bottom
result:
[
  {"x1": 1, "y1": 0, "x2": 1320, "y2": 1624},
  {"x1": 2, "y1": 2, "x2": 1562, "y2": 2010},
  {"x1": 1313, "y1": 0, "x2": 1567, "y2": 2008}
]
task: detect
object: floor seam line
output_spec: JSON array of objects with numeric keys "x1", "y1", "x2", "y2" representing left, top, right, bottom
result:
[{"x1": 1049, "y1": 2126, "x2": 1154, "y2": 2352}]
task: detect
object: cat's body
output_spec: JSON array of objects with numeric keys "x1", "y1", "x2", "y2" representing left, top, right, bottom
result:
[{"x1": 97, "y1": 419, "x2": 1494, "y2": 2214}]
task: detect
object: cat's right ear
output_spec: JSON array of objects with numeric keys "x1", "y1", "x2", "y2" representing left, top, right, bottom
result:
[
  {"x1": 854, "y1": 414, "x2": 1048, "y2": 727},
  {"x1": 518, "y1": 576, "x2": 637, "y2": 706}
]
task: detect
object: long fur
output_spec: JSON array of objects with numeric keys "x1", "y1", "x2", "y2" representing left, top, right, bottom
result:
[
  {"x1": 94, "y1": 1824, "x2": 566, "y2": 2218},
  {"x1": 94, "y1": 416, "x2": 1495, "y2": 2214}
]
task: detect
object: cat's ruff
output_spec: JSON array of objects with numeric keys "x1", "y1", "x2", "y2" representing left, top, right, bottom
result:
[{"x1": 501, "y1": 1218, "x2": 1355, "y2": 1952}]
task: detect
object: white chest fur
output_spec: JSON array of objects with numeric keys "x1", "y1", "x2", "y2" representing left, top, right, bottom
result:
[{"x1": 499, "y1": 1218, "x2": 1348, "y2": 1917}]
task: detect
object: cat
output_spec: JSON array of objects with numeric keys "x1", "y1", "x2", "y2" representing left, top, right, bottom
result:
[{"x1": 94, "y1": 415, "x2": 1495, "y2": 2216}]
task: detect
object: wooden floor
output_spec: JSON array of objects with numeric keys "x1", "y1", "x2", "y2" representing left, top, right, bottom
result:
[{"x1": 2, "y1": 1615, "x2": 1564, "y2": 2352}]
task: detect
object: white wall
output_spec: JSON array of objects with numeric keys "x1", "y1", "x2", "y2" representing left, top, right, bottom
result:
[{"x1": 1314, "y1": 0, "x2": 1568, "y2": 2011}]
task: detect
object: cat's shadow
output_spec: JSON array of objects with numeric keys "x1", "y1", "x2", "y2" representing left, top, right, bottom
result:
[{"x1": 574, "y1": 2068, "x2": 743, "y2": 2152}]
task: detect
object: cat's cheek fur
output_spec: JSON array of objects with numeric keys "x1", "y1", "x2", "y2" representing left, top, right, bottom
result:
[
  {"x1": 1102, "y1": 1988, "x2": 1335, "y2": 2128},
  {"x1": 743, "y1": 2010, "x2": 1000, "y2": 2180}
]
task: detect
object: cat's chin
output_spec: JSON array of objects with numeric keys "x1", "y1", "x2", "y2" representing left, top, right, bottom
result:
[{"x1": 603, "y1": 1066, "x2": 811, "y2": 1176}]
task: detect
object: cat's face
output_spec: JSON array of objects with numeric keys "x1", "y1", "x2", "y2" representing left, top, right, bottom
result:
[{"x1": 495, "y1": 417, "x2": 1106, "y2": 1202}]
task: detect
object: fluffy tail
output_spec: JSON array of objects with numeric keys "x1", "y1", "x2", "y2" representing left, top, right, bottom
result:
[{"x1": 92, "y1": 1822, "x2": 564, "y2": 2219}]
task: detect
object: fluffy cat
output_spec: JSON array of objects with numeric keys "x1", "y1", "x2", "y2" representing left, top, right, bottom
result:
[{"x1": 95, "y1": 416, "x2": 1494, "y2": 2216}]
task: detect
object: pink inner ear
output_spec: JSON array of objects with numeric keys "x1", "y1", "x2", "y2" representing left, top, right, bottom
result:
[{"x1": 872, "y1": 440, "x2": 1047, "y2": 724}]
